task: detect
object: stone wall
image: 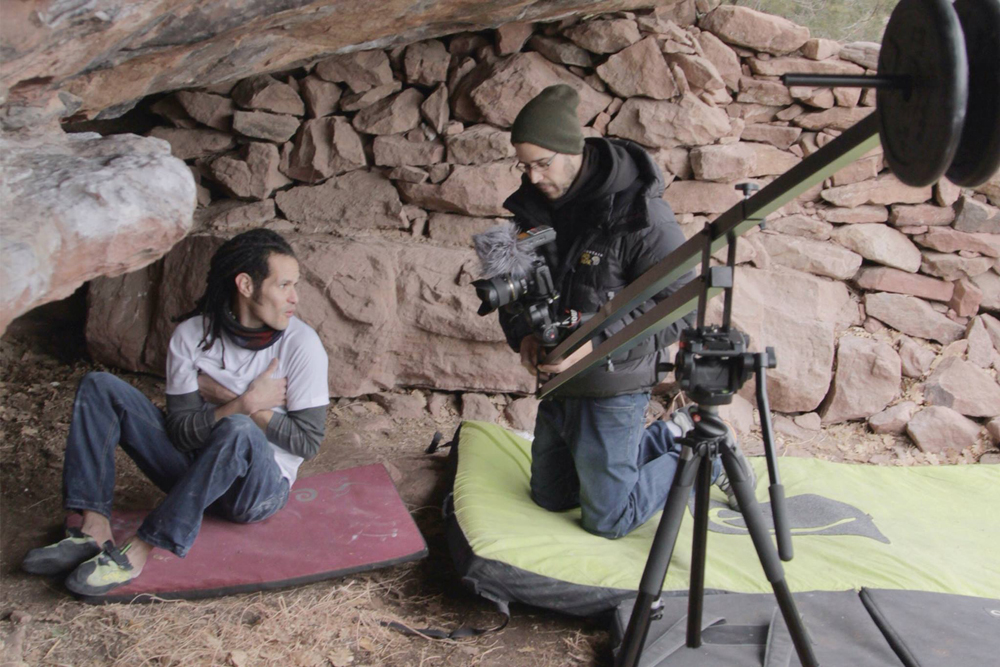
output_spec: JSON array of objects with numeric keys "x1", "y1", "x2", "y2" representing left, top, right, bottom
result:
[{"x1": 85, "y1": 4, "x2": 1000, "y2": 451}]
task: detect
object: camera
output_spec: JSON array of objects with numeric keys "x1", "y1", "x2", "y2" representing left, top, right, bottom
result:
[{"x1": 472, "y1": 226, "x2": 581, "y2": 347}]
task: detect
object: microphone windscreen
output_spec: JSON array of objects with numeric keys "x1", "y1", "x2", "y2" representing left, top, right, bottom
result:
[{"x1": 473, "y1": 222, "x2": 536, "y2": 278}]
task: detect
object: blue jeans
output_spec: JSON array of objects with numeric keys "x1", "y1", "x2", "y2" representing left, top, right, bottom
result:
[
  {"x1": 530, "y1": 393, "x2": 720, "y2": 539},
  {"x1": 62, "y1": 372, "x2": 289, "y2": 557}
]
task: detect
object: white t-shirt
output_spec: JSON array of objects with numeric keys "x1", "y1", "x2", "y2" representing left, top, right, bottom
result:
[{"x1": 166, "y1": 315, "x2": 330, "y2": 485}]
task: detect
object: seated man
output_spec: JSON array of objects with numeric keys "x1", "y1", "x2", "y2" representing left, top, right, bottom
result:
[
  {"x1": 496, "y1": 85, "x2": 754, "y2": 539},
  {"x1": 22, "y1": 229, "x2": 329, "y2": 596}
]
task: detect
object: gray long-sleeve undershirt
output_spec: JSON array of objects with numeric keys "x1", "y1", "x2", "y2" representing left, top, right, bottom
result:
[{"x1": 165, "y1": 392, "x2": 326, "y2": 460}]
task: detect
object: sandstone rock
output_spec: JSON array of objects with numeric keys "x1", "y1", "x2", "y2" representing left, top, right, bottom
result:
[
  {"x1": 717, "y1": 393, "x2": 755, "y2": 436},
  {"x1": 748, "y1": 57, "x2": 865, "y2": 78},
  {"x1": 953, "y1": 196, "x2": 1000, "y2": 234},
  {"x1": 527, "y1": 35, "x2": 593, "y2": 68},
  {"x1": 608, "y1": 94, "x2": 731, "y2": 148},
  {"x1": 147, "y1": 127, "x2": 235, "y2": 160},
  {"x1": 925, "y1": 356, "x2": 1000, "y2": 417},
  {"x1": 175, "y1": 91, "x2": 233, "y2": 131},
  {"x1": 935, "y1": 178, "x2": 962, "y2": 206},
  {"x1": 690, "y1": 143, "x2": 799, "y2": 181},
  {"x1": 793, "y1": 412, "x2": 822, "y2": 431},
  {"x1": 854, "y1": 267, "x2": 953, "y2": 302},
  {"x1": 821, "y1": 336, "x2": 901, "y2": 423},
  {"x1": 765, "y1": 215, "x2": 832, "y2": 240},
  {"x1": 667, "y1": 53, "x2": 726, "y2": 93},
  {"x1": 695, "y1": 31, "x2": 742, "y2": 91},
  {"x1": 496, "y1": 22, "x2": 534, "y2": 55},
  {"x1": 315, "y1": 50, "x2": 394, "y2": 93},
  {"x1": 821, "y1": 174, "x2": 932, "y2": 208},
  {"x1": 740, "y1": 124, "x2": 801, "y2": 149},
  {"x1": 420, "y1": 84, "x2": 450, "y2": 135},
  {"x1": 700, "y1": 5, "x2": 809, "y2": 55},
  {"x1": 371, "y1": 391, "x2": 427, "y2": 419},
  {"x1": 150, "y1": 96, "x2": 198, "y2": 128},
  {"x1": 462, "y1": 393, "x2": 499, "y2": 422},
  {"x1": 976, "y1": 169, "x2": 1000, "y2": 207},
  {"x1": 736, "y1": 78, "x2": 793, "y2": 107},
  {"x1": 983, "y1": 314, "x2": 1000, "y2": 351},
  {"x1": 971, "y1": 270, "x2": 1000, "y2": 311},
  {"x1": 757, "y1": 235, "x2": 862, "y2": 280},
  {"x1": 907, "y1": 406, "x2": 982, "y2": 454},
  {"x1": 231, "y1": 75, "x2": 304, "y2": 116},
  {"x1": 915, "y1": 228, "x2": 1000, "y2": 258},
  {"x1": 823, "y1": 206, "x2": 888, "y2": 224},
  {"x1": 831, "y1": 224, "x2": 922, "y2": 273},
  {"x1": 864, "y1": 292, "x2": 966, "y2": 344},
  {"x1": 839, "y1": 42, "x2": 880, "y2": 70},
  {"x1": 231, "y1": 110, "x2": 299, "y2": 143},
  {"x1": 283, "y1": 116, "x2": 366, "y2": 183},
  {"x1": 654, "y1": 1, "x2": 698, "y2": 26},
  {"x1": 195, "y1": 199, "x2": 276, "y2": 233},
  {"x1": 868, "y1": 401, "x2": 917, "y2": 435},
  {"x1": 920, "y1": 252, "x2": 994, "y2": 282},
  {"x1": 794, "y1": 107, "x2": 874, "y2": 131},
  {"x1": 564, "y1": 18, "x2": 642, "y2": 53},
  {"x1": 466, "y1": 53, "x2": 611, "y2": 128},
  {"x1": 398, "y1": 160, "x2": 521, "y2": 217},
  {"x1": 664, "y1": 180, "x2": 747, "y2": 214},
  {"x1": 505, "y1": 396, "x2": 539, "y2": 431},
  {"x1": 339, "y1": 82, "x2": 402, "y2": 112},
  {"x1": 427, "y1": 392, "x2": 457, "y2": 418},
  {"x1": 651, "y1": 146, "x2": 692, "y2": 180},
  {"x1": 208, "y1": 142, "x2": 289, "y2": 200},
  {"x1": 275, "y1": 169, "x2": 403, "y2": 231},
  {"x1": 950, "y1": 278, "x2": 982, "y2": 318},
  {"x1": 352, "y1": 88, "x2": 425, "y2": 135},
  {"x1": 967, "y1": 317, "x2": 995, "y2": 368},
  {"x1": 802, "y1": 38, "x2": 840, "y2": 61},
  {"x1": 301, "y1": 76, "x2": 342, "y2": 118},
  {"x1": 596, "y1": 38, "x2": 676, "y2": 100},
  {"x1": 428, "y1": 213, "x2": 504, "y2": 246},
  {"x1": 445, "y1": 124, "x2": 515, "y2": 165},
  {"x1": 791, "y1": 87, "x2": 835, "y2": 110},
  {"x1": 706, "y1": 266, "x2": 858, "y2": 412},
  {"x1": 889, "y1": 204, "x2": 955, "y2": 227},
  {"x1": 833, "y1": 87, "x2": 861, "y2": 108},
  {"x1": 898, "y1": 335, "x2": 936, "y2": 378},
  {"x1": 404, "y1": 40, "x2": 450, "y2": 86},
  {"x1": 829, "y1": 156, "x2": 879, "y2": 188},
  {"x1": 373, "y1": 134, "x2": 444, "y2": 167}
]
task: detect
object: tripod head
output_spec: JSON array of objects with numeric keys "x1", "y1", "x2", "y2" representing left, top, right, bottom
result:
[{"x1": 673, "y1": 326, "x2": 776, "y2": 406}]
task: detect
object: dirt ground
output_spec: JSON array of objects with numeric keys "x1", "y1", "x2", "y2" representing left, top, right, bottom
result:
[{"x1": 0, "y1": 322, "x2": 992, "y2": 666}]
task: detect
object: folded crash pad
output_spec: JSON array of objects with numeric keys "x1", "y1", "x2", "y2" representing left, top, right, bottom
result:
[
  {"x1": 70, "y1": 464, "x2": 427, "y2": 603},
  {"x1": 446, "y1": 421, "x2": 1000, "y2": 616}
]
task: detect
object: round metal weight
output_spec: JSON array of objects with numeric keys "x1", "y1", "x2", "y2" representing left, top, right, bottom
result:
[
  {"x1": 946, "y1": 0, "x2": 1000, "y2": 187},
  {"x1": 877, "y1": 0, "x2": 968, "y2": 187}
]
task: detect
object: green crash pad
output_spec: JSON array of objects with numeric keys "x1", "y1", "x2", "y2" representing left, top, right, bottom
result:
[{"x1": 448, "y1": 421, "x2": 1000, "y2": 616}]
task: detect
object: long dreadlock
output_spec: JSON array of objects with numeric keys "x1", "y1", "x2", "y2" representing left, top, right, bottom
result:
[{"x1": 175, "y1": 229, "x2": 297, "y2": 350}]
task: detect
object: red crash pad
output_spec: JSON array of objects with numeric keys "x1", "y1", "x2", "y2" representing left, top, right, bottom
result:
[{"x1": 67, "y1": 464, "x2": 427, "y2": 603}]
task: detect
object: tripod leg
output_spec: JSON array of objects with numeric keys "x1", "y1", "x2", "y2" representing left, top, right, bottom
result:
[
  {"x1": 686, "y1": 448, "x2": 714, "y2": 648},
  {"x1": 617, "y1": 447, "x2": 705, "y2": 667},
  {"x1": 720, "y1": 445, "x2": 820, "y2": 667}
]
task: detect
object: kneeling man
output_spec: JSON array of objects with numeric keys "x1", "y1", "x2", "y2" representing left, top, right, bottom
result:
[{"x1": 22, "y1": 229, "x2": 329, "y2": 596}]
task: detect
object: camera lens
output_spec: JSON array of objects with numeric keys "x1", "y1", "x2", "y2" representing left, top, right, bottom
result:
[{"x1": 473, "y1": 275, "x2": 523, "y2": 315}]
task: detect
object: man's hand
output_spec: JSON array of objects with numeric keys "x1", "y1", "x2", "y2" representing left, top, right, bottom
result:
[
  {"x1": 520, "y1": 336, "x2": 542, "y2": 376},
  {"x1": 241, "y1": 358, "x2": 286, "y2": 414},
  {"x1": 537, "y1": 340, "x2": 594, "y2": 375},
  {"x1": 198, "y1": 373, "x2": 238, "y2": 405}
]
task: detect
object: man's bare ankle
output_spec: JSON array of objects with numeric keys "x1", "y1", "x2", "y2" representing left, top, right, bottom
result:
[{"x1": 79, "y1": 511, "x2": 113, "y2": 545}]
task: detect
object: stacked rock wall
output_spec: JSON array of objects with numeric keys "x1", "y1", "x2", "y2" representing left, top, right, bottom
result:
[{"x1": 85, "y1": 4, "x2": 1000, "y2": 451}]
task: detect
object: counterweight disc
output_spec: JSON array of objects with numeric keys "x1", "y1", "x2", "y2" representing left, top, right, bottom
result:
[{"x1": 877, "y1": 0, "x2": 968, "y2": 187}]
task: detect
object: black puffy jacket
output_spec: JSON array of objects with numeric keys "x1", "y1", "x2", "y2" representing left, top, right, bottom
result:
[{"x1": 500, "y1": 137, "x2": 696, "y2": 398}]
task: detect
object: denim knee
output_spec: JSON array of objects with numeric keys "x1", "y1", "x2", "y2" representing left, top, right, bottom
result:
[
  {"x1": 78, "y1": 371, "x2": 125, "y2": 398},
  {"x1": 208, "y1": 414, "x2": 268, "y2": 453}
]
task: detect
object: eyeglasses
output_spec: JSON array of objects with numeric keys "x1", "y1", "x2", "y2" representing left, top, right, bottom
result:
[{"x1": 515, "y1": 153, "x2": 558, "y2": 174}]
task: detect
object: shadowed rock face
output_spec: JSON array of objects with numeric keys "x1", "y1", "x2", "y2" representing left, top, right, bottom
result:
[{"x1": 1, "y1": 0, "x2": 663, "y2": 120}]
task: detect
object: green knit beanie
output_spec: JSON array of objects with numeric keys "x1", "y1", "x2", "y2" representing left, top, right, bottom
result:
[{"x1": 510, "y1": 84, "x2": 585, "y2": 155}]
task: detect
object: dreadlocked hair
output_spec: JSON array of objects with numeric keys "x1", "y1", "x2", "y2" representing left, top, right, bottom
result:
[{"x1": 174, "y1": 229, "x2": 296, "y2": 350}]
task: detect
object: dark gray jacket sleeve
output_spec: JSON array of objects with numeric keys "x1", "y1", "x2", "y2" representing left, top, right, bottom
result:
[
  {"x1": 265, "y1": 406, "x2": 327, "y2": 461},
  {"x1": 597, "y1": 201, "x2": 696, "y2": 355},
  {"x1": 165, "y1": 391, "x2": 216, "y2": 453}
]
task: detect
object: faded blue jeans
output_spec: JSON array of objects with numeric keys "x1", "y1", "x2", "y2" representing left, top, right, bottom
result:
[
  {"x1": 62, "y1": 372, "x2": 289, "y2": 557},
  {"x1": 530, "y1": 393, "x2": 720, "y2": 539}
]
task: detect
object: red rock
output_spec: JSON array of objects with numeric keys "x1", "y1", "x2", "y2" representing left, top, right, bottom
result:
[
  {"x1": 275, "y1": 170, "x2": 403, "y2": 231},
  {"x1": 824, "y1": 205, "x2": 888, "y2": 224},
  {"x1": 208, "y1": 142, "x2": 289, "y2": 200},
  {"x1": 564, "y1": 18, "x2": 642, "y2": 54},
  {"x1": 496, "y1": 22, "x2": 534, "y2": 55},
  {"x1": 175, "y1": 91, "x2": 233, "y2": 131},
  {"x1": 889, "y1": 204, "x2": 955, "y2": 227},
  {"x1": 505, "y1": 396, "x2": 539, "y2": 431},
  {"x1": 420, "y1": 83, "x2": 449, "y2": 135},
  {"x1": 231, "y1": 75, "x2": 304, "y2": 116},
  {"x1": 404, "y1": 40, "x2": 450, "y2": 86},
  {"x1": 794, "y1": 107, "x2": 874, "y2": 131},
  {"x1": 668, "y1": 53, "x2": 726, "y2": 93},
  {"x1": 690, "y1": 143, "x2": 799, "y2": 181},
  {"x1": 695, "y1": 31, "x2": 742, "y2": 91},
  {"x1": 898, "y1": 335, "x2": 936, "y2": 377},
  {"x1": 445, "y1": 124, "x2": 515, "y2": 165},
  {"x1": 821, "y1": 336, "x2": 901, "y2": 423},
  {"x1": 748, "y1": 57, "x2": 864, "y2": 77},
  {"x1": 970, "y1": 270, "x2": 1000, "y2": 310},
  {"x1": 462, "y1": 393, "x2": 500, "y2": 423},
  {"x1": 765, "y1": 215, "x2": 832, "y2": 240},
  {"x1": 608, "y1": 94, "x2": 731, "y2": 148},
  {"x1": 283, "y1": 116, "x2": 366, "y2": 183},
  {"x1": 925, "y1": 356, "x2": 1000, "y2": 417},
  {"x1": 920, "y1": 252, "x2": 994, "y2": 282},
  {"x1": 231, "y1": 110, "x2": 299, "y2": 143},
  {"x1": 740, "y1": 124, "x2": 801, "y2": 149},
  {"x1": 839, "y1": 42, "x2": 880, "y2": 69},
  {"x1": 148, "y1": 127, "x2": 235, "y2": 160},
  {"x1": 757, "y1": 234, "x2": 862, "y2": 280},
  {"x1": 528, "y1": 35, "x2": 593, "y2": 68},
  {"x1": 314, "y1": 50, "x2": 394, "y2": 93},
  {"x1": 664, "y1": 180, "x2": 747, "y2": 214},
  {"x1": 339, "y1": 82, "x2": 403, "y2": 112},
  {"x1": 398, "y1": 160, "x2": 521, "y2": 217},
  {"x1": 352, "y1": 88, "x2": 425, "y2": 135},
  {"x1": 915, "y1": 228, "x2": 1000, "y2": 257},
  {"x1": 830, "y1": 156, "x2": 879, "y2": 186},
  {"x1": 864, "y1": 292, "x2": 966, "y2": 344},
  {"x1": 967, "y1": 317, "x2": 995, "y2": 368},
  {"x1": 935, "y1": 178, "x2": 961, "y2": 206},
  {"x1": 949, "y1": 278, "x2": 983, "y2": 317},
  {"x1": 700, "y1": 5, "x2": 809, "y2": 55},
  {"x1": 428, "y1": 213, "x2": 504, "y2": 246},
  {"x1": 802, "y1": 38, "x2": 840, "y2": 60},
  {"x1": 596, "y1": 37, "x2": 676, "y2": 100},
  {"x1": 373, "y1": 134, "x2": 444, "y2": 167},
  {"x1": 868, "y1": 401, "x2": 917, "y2": 434},
  {"x1": 821, "y1": 174, "x2": 933, "y2": 208},
  {"x1": 953, "y1": 196, "x2": 1000, "y2": 234},
  {"x1": 300, "y1": 76, "x2": 342, "y2": 118},
  {"x1": 906, "y1": 406, "x2": 981, "y2": 454},
  {"x1": 853, "y1": 266, "x2": 954, "y2": 302},
  {"x1": 832, "y1": 224, "x2": 922, "y2": 273},
  {"x1": 737, "y1": 77, "x2": 793, "y2": 106}
]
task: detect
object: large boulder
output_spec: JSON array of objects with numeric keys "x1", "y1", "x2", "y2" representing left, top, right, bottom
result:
[
  {"x1": 906, "y1": 406, "x2": 982, "y2": 454},
  {"x1": 700, "y1": 6, "x2": 810, "y2": 55},
  {"x1": 864, "y1": 293, "x2": 966, "y2": 344},
  {"x1": 608, "y1": 94, "x2": 731, "y2": 148},
  {"x1": 820, "y1": 336, "x2": 901, "y2": 424},
  {"x1": 1, "y1": 130, "x2": 195, "y2": 333},
  {"x1": 924, "y1": 357, "x2": 1000, "y2": 418}
]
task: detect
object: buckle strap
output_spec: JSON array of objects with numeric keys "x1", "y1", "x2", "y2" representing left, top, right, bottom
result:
[{"x1": 101, "y1": 541, "x2": 133, "y2": 571}]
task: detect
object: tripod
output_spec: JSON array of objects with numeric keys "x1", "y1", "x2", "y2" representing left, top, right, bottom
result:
[{"x1": 615, "y1": 331, "x2": 819, "y2": 667}]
